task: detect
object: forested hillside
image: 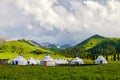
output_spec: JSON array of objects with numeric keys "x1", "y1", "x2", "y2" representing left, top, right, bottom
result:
[{"x1": 61, "y1": 34, "x2": 120, "y2": 61}]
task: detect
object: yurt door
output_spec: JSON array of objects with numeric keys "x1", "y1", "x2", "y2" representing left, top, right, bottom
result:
[
  {"x1": 100, "y1": 61, "x2": 102, "y2": 64},
  {"x1": 43, "y1": 61, "x2": 46, "y2": 66},
  {"x1": 16, "y1": 61, "x2": 18, "y2": 65}
]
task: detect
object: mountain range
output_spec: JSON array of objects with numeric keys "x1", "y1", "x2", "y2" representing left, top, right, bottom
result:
[
  {"x1": 0, "y1": 39, "x2": 65, "y2": 59},
  {"x1": 1, "y1": 34, "x2": 120, "y2": 60},
  {"x1": 28, "y1": 40, "x2": 72, "y2": 52}
]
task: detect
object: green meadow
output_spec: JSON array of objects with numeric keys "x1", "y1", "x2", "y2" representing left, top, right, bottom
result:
[
  {"x1": 0, "y1": 53, "x2": 65, "y2": 61},
  {"x1": 0, "y1": 62, "x2": 120, "y2": 80}
]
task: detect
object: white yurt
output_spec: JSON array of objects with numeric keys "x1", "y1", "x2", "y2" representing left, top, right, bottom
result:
[
  {"x1": 34, "y1": 58, "x2": 40, "y2": 65},
  {"x1": 11, "y1": 56, "x2": 27, "y2": 65},
  {"x1": 40, "y1": 54, "x2": 55, "y2": 66},
  {"x1": 70, "y1": 57, "x2": 84, "y2": 65},
  {"x1": 27, "y1": 57, "x2": 37, "y2": 65},
  {"x1": 95, "y1": 55, "x2": 107, "y2": 64},
  {"x1": 55, "y1": 59, "x2": 68, "y2": 65}
]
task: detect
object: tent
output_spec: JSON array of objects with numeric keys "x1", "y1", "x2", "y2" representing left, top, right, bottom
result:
[
  {"x1": 95, "y1": 55, "x2": 107, "y2": 64},
  {"x1": 11, "y1": 56, "x2": 27, "y2": 65},
  {"x1": 0, "y1": 59, "x2": 9, "y2": 64},
  {"x1": 40, "y1": 55, "x2": 55, "y2": 66},
  {"x1": 34, "y1": 58, "x2": 40, "y2": 65},
  {"x1": 55, "y1": 59, "x2": 68, "y2": 65},
  {"x1": 70, "y1": 57, "x2": 84, "y2": 65},
  {"x1": 27, "y1": 57, "x2": 37, "y2": 65}
]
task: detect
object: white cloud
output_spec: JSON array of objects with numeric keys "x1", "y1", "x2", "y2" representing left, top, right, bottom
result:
[
  {"x1": 0, "y1": 0, "x2": 120, "y2": 45},
  {"x1": 13, "y1": 0, "x2": 80, "y2": 31},
  {"x1": 26, "y1": 24, "x2": 33, "y2": 30}
]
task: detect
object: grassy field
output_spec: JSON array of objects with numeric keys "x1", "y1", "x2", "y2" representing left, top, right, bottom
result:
[{"x1": 0, "y1": 62, "x2": 120, "y2": 80}]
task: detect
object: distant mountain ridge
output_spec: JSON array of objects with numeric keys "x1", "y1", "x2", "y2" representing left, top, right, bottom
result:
[
  {"x1": 41, "y1": 42, "x2": 57, "y2": 48},
  {"x1": 60, "y1": 44, "x2": 71, "y2": 49},
  {"x1": 28, "y1": 40, "x2": 43, "y2": 47},
  {"x1": 27, "y1": 41, "x2": 72, "y2": 52}
]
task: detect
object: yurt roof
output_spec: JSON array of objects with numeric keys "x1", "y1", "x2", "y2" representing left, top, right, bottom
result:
[
  {"x1": 12, "y1": 56, "x2": 26, "y2": 61},
  {"x1": 41, "y1": 55, "x2": 54, "y2": 61},
  {"x1": 72, "y1": 57, "x2": 83, "y2": 62},
  {"x1": 35, "y1": 58, "x2": 39, "y2": 61},
  {"x1": 96, "y1": 55, "x2": 106, "y2": 61}
]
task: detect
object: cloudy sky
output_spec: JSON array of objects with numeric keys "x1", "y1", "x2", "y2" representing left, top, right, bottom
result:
[{"x1": 0, "y1": 0, "x2": 120, "y2": 46}]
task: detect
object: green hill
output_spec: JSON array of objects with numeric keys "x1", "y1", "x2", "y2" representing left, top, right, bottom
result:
[
  {"x1": 77, "y1": 34, "x2": 108, "y2": 50},
  {"x1": 0, "y1": 39, "x2": 65, "y2": 60},
  {"x1": 88, "y1": 38, "x2": 120, "y2": 54},
  {"x1": 61, "y1": 34, "x2": 120, "y2": 59}
]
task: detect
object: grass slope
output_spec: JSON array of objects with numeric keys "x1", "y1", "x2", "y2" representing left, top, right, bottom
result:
[
  {"x1": 0, "y1": 40, "x2": 65, "y2": 60},
  {"x1": 44, "y1": 47, "x2": 60, "y2": 52},
  {"x1": 77, "y1": 34, "x2": 108, "y2": 50}
]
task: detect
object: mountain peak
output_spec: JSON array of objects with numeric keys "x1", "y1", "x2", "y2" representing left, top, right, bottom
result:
[
  {"x1": 76, "y1": 34, "x2": 106, "y2": 47},
  {"x1": 90, "y1": 34, "x2": 105, "y2": 38}
]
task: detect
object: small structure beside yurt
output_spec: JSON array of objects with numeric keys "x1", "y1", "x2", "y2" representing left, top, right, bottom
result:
[
  {"x1": 70, "y1": 57, "x2": 84, "y2": 65},
  {"x1": 11, "y1": 56, "x2": 27, "y2": 65},
  {"x1": 40, "y1": 54, "x2": 55, "y2": 66},
  {"x1": 27, "y1": 57, "x2": 37, "y2": 65},
  {"x1": 0, "y1": 59, "x2": 9, "y2": 64},
  {"x1": 95, "y1": 55, "x2": 107, "y2": 64}
]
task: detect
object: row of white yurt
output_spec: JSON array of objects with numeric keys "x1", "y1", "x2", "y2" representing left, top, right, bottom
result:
[
  {"x1": 11, "y1": 55, "x2": 55, "y2": 66},
  {"x1": 11, "y1": 55, "x2": 83, "y2": 66},
  {"x1": 95, "y1": 55, "x2": 107, "y2": 64},
  {"x1": 70, "y1": 55, "x2": 108, "y2": 65},
  {"x1": 11, "y1": 56, "x2": 40, "y2": 65},
  {"x1": 11, "y1": 55, "x2": 107, "y2": 66}
]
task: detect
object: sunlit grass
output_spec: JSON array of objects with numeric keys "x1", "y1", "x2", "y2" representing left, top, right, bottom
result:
[
  {"x1": 0, "y1": 52, "x2": 65, "y2": 61},
  {"x1": 0, "y1": 62, "x2": 120, "y2": 80}
]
